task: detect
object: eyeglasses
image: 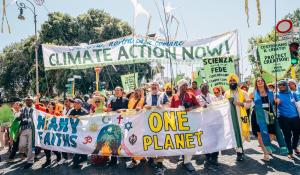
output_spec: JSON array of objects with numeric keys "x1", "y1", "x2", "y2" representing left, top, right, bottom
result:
[{"x1": 279, "y1": 84, "x2": 286, "y2": 87}]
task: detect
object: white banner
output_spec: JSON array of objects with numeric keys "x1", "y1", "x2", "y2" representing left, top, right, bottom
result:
[
  {"x1": 42, "y1": 31, "x2": 238, "y2": 70},
  {"x1": 33, "y1": 100, "x2": 237, "y2": 156}
]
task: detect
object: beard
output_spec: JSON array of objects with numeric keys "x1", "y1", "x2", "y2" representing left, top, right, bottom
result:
[{"x1": 229, "y1": 83, "x2": 238, "y2": 90}]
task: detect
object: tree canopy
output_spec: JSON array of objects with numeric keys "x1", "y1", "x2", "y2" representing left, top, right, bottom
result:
[{"x1": 0, "y1": 9, "x2": 152, "y2": 101}]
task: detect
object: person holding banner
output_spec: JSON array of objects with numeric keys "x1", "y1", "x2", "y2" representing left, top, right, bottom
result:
[
  {"x1": 34, "y1": 96, "x2": 64, "y2": 168},
  {"x1": 144, "y1": 81, "x2": 169, "y2": 174},
  {"x1": 225, "y1": 74, "x2": 251, "y2": 161},
  {"x1": 17, "y1": 96, "x2": 35, "y2": 169},
  {"x1": 275, "y1": 80, "x2": 300, "y2": 159},
  {"x1": 197, "y1": 83, "x2": 221, "y2": 165},
  {"x1": 67, "y1": 98, "x2": 89, "y2": 169},
  {"x1": 170, "y1": 79, "x2": 200, "y2": 172},
  {"x1": 106, "y1": 86, "x2": 128, "y2": 166},
  {"x1": 251, "y1": 77, "x2": 288, "y2": 161}
]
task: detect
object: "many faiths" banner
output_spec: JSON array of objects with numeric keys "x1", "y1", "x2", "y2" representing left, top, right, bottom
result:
[
  {"x1": 42, "y1": 31, "x2": 238, "y2": 70},
  {"x1": 33, "y1": 100, "x2": 237, "y2": 156}
]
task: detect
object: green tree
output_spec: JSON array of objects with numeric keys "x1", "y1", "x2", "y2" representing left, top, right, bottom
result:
[{"x1": 0, "y1": 9, "x2": 151, "y2": 101}]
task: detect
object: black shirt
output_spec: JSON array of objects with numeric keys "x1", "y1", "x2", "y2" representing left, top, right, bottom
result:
[
  {"x1": 110, "y1": 97, "x2": 128, "y2": 111},
  {"x1": 68, "y1": 108, "x2": 89, "y2": 117}
]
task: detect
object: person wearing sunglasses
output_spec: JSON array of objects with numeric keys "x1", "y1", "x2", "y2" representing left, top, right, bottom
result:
[
  {"x1": 275, "y1": 80, "x2": 300, "y2": 159},
  {"x1": 252, "y1": 77, "x2": 288, "y2": 161},
  {"x1": 212, "y1": 87, "x2": 224, "y2": 101}
]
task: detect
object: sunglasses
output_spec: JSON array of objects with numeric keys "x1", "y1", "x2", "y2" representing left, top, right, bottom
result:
[
  {"x1": 214, "y1": 91, "x2": 219, "y2": 94},
  {"x1": 279, "y1": 84, "x2": 286, "y2": 86},
  {"x1": 95, "y1": 100, "x2": 101, "y2": 103}
]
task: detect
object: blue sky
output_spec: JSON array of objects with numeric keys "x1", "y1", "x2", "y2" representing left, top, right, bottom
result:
[{"x1": 1, "y1": 0, "x2": 299, "y2": 78}]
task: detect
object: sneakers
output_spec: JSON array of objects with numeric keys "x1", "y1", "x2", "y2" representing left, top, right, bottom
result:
[
  {"x1": 236, "y1": 152, "x2": 244, "y2": 161},
  {"x1": 41, "y1": 160, "x2": 51, "y2": 169},
  {"x1": 23, "y1": 163, "x2": 33, "y2": 169},
  {"x1": 126, "y1": 161, "x2": 137, "y2": 169},
  {"x1": 57, "y1": 159, "x2": 67, "y2": 165},
  {"x1": 183, "y1": 162, "x2": 195, "y2": 172}
]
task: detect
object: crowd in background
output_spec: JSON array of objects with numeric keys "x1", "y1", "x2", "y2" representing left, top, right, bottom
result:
[{"x1": 0, "y1": 74, "x2": 300, "y2": 175}]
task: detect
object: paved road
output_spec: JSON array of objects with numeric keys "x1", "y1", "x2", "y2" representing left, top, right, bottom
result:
[{"x1": 0, "y1": 138, "x2": 299, "y2": 175}]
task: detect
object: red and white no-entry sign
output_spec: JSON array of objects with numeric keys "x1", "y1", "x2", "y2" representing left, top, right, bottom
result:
[{"x1": 276, "y1": 19, "x2": 293, "y2": 33}]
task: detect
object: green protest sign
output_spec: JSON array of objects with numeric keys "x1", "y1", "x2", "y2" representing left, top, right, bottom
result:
[
  {"x1": 203, "y1": 56, "x2": 235, "y2": 90},
  {"x1": 121, "y1": 73, "x2": 138, "y2": 93},
  {"x1": 258, "y1": 41, "x2": 291, "y2": 80}
]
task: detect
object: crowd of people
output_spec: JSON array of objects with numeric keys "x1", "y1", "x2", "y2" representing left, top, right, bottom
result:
[{"x1": 0, "y1": 73, "x2": 300, "y2": 175}]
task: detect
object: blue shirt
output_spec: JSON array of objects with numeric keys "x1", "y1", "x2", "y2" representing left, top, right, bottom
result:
[{"x1": 277, "y1": 91, "x2": 299, "y2": 118}]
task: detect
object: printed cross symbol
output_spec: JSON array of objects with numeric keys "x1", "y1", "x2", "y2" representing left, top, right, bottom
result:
[{"x1": 117, "y1": 115, "x2": 123, "y2": 124}]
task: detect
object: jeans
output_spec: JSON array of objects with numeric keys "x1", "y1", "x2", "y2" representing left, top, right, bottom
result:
[{"x1": 278, "y1": 116, "x2": 300, "y2": 154}]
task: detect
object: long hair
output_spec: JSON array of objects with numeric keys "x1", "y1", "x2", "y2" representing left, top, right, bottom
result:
[{"x1": 254, "y1": 77, "x2": 269, "y2": 93}]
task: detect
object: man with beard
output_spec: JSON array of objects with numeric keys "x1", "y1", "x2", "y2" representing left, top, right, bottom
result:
[
  {"x1": 170, "y1": 79, "x2": 200, "y2": 172},
  {"x1": 225, "y1": 74, "x2": 251, "y2": 161},
  {"x1": 17, "y1": 97, "x2": 35, "y2": 169},
  {"x1": 143, "y1": 81, "x2": 169, "y2": 174}
]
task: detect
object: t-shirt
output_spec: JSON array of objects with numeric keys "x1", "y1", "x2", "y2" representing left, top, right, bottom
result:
[
  {"x1": 18, "y1": 106, "x2": 34, "y2": 130},
  {"x1": 68, "y1": 108, "x2": 89, "y2": 117},
  {"x1": 170, "y1": 92, "x2": 200, "y2": 108},
  {"x1": 109, "y1": 97, "x2": 129, "y2": 111}
]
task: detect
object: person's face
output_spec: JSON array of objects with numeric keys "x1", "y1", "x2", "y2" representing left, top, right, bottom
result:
[
  {"x1": 13, "y1": 103, "x2": 20, "y2": 111},
  {"x1": 151, "y1": 84, "x2": 159, "y2": 93},
  {"x1": 213, "y1": 90, "x2": 220, "y2": 97},
  {"x1": 64, "y1": 99, "x2": 71, "y2": 108},
  {"x1": 268, "y1": 85, "x2": 274, "y2": 91},
  {"x1": 134, "y1": 90, "x2": 141, "y2": 98},
  {"x1": 180, "y1": 83, "x2": 188, "y2": 93},
  {"x1": 25, "y1": 99, "x2": 33, "y2": 107},
  {"x1": 288, "y1": 82, "x2": 297, "y2": 91},
  {"x1": 256, "y1": 78, "x2": 265, "y2": 88},
  {"x1": 192, "y1": 82, "x2": 197, "y2": 89},
  {"x1": 95, "y1": 99, "x2": 101, "y2": 107},
  {"x1": 115, "y1": 88, "x2": 123, "y2": 97},
  {"x1": 201, "y1": 84, "x2": 209, "y2": 94},
  {"x1": 73, "y1": 102, "x2": 81, "y2": 110},
  {"x1": 47, "y1": 103, "x2": 55, "y2": 112},
  {"x1": 279, "y1": 83, "x2": 287, "y2": 91}
]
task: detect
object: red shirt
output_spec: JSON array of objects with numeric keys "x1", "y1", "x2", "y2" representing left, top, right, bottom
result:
[
  {"x1": 170, "y1": 92, "x2": 200, "y2": 108},
  {"x1": 35, "y1": 103, "x2": 61, "y2": 116}
]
